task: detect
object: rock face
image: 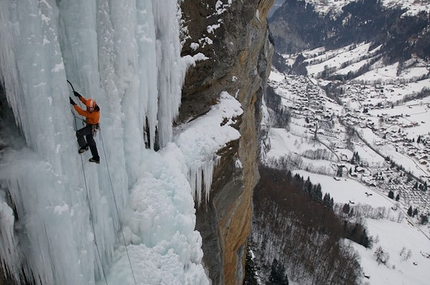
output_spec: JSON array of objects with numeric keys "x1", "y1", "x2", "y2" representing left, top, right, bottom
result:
[{"x1": 180, "y1": 0, "x2": 274, "y2": 284}]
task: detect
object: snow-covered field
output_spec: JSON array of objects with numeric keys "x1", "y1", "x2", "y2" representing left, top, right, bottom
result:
[
  {"x1": 268, "y1": 169, "x2": 430, "y2": 285},
  {"x1": 306, "y1": 43, "x2": 378, "y2": 76},
  {"x1": 291, "y1": 170, "x2": 430, "y2": 285}
]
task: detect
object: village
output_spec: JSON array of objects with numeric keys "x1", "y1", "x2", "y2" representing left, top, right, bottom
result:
[{"x1": 268, "y1": 72, "x2": 430, "y2": 220}]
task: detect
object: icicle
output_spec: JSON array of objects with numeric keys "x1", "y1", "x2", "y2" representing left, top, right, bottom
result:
[
  {"x1": 136, "y1": 0, "x2": 158, "y2": 151},
  {"x1": 189, "y1": 156, "x2": 220, "y2": 206},
  {"x1": 0, "y1": 2, "x2": 24, "y2": 137},
  {"x1": 0, "y1": 193, "x2": 20, "y2": 282},
  {"x1": 203, "y1": 157, "x2": 220, "y2": 203},
  {"x1": 153, "y1": 0, "x2": 186, "y2": 148},
  {"x1": 175, "y1": 91, "x2": 243, "y2": 206}
]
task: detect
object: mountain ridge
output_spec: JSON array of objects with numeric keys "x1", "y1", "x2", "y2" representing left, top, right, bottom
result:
[{"x1": 269, "y1": 0, "x2": 430, "y2": 64}]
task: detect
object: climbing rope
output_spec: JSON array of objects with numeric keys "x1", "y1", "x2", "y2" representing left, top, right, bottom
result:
[
  {"x1": 68, "y1": 81, "x2": 137, "y2": 284},
  {"x1": 79, "y1": 153, "x2": 110, "y2": 285},
  {"x1": 72, "y1": 112, "x2": 109, "y2": 285},
  {"x1": 99, "y1": 130, "x2": 138, "y2": 285}
]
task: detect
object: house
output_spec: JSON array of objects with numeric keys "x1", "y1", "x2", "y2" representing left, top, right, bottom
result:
[
  {"x1": 340, "y1": 154, "x2": 349, "y2": 161},
  {"x1": 355, "y1": 167, "x2": 366, "y2": 173}
]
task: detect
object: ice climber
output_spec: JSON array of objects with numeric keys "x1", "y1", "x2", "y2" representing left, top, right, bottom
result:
[{"x1": 69, "y1": 91, "x2": 100, "y2": 164}]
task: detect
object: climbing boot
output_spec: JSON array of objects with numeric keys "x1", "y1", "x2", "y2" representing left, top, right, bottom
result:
[
  {"x1": 78, "y1": 146, "x2": 89, "y2": 154},
  {"x1": 89, "y1": 157, "x2": 100, "y2": 164}
]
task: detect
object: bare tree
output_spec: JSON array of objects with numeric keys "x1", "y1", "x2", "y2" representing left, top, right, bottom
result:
[{"x1": 374, "y1": 246, "x2": 389, "y2": 265}]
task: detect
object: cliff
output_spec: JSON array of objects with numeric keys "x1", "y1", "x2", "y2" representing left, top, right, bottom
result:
[{"x1": 180, "y1": 0, "x2": 274, "y2": 284}]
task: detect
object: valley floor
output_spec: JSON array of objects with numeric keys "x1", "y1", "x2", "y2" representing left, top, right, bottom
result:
[{"x1": 264, "y1": 45, "x2": 430, "y2": 283}]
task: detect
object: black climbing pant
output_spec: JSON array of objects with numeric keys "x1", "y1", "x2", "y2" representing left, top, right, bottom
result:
[{"x1": 76, "y1": 124, "x2": 100, "y2": 160}]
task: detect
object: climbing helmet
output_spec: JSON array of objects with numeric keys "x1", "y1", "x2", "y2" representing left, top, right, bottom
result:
[{"x1": 86, "y1": 99, "x2": 96, "y2": 111}]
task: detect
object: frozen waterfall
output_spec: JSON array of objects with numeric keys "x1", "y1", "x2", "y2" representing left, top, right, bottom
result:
[{"x1": 0, "y1": 0, "x2": 214, "y2": 284}]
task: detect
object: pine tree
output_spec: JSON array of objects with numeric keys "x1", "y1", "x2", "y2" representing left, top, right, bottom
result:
[
  {"x1": 407, "y1": 206, "x2": 413, "y2": 217},
  {"x1": 286, "y1": 170, "x2": 292, "y2": 183},
  {"x1": 244, "y1": 246, "x2": 258, "y2": 285},
  {"x1": 406, "y1": 173, "x2": 413, "y2": 183},
  {"x1": 360, "y1": 229, "x2": 372, "y2": 248},
  {"x1": 420, "y1": 215, "x2": 428, "y2": 225},
  {"x1": 343, "y1": 203, "x2": 350, "y2": 214},
  {"x1": 268, "y1": 259, "x2": 289, "y2": 285},
  {"x1": 337, "y1": 166, "x2": 343, "y2": 177},
  {"x1": 312, "y1": 184, "x2": 323, "y2": 202},
  {"x1": 323, "y1": 193, "x2": 334, "y2": 209}
]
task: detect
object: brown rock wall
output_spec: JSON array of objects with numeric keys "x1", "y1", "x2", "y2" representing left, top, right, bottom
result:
[{"x1": 180, "y1": 1, "x2": 274, "y2": 284}]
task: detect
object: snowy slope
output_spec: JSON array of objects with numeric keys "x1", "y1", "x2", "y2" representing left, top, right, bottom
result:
[
  {"x1": 0, "y1": 1, "x2": 242, "y2": 284},
  {"x1": 305, "y1": 0, "x2": 430, "y2": 16},
  {"x1": 293, "y1": 170, "x2": 430, "y2": 285}
]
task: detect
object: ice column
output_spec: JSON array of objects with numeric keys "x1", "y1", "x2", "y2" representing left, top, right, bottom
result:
[
  {"x1": 153, "y1": 0, "x2": 186, "y2": 148},
  {"x1": 0, "y1": 193, "x2": 19, "y2": 282}
]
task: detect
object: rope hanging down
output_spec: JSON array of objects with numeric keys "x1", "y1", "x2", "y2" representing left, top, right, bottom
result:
[
  {"x1": 99, "y1": 130, "x2": 137, "y2": 284},
  {"x1": 68, "y1": 81, "x2": 137, "y2": 284},
  {"x1": 72, "y1": 112, "x2": 109, "y2": 285}
]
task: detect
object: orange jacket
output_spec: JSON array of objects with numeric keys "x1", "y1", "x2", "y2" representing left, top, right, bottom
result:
[{"x1": 73, "y1": 96, "x2": 100, "y2": 125}]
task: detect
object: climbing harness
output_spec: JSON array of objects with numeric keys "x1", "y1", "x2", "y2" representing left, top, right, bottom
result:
[{"x1": 92, "y1": 123, "x2": 100, "y2": 137}]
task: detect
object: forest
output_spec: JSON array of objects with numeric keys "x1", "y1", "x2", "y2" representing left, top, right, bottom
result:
[{"x1": 246, "y1": 166, "x2": 373, "y2": 284}]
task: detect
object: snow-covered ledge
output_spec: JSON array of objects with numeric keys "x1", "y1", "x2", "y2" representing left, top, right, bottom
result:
[{"x1": 174, "y1": 92, "x2": 243, "y2": 206}]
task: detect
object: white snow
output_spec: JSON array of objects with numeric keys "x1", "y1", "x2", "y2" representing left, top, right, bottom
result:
[
  {"x1": 306, "y1": 43, "x2": 377, "y2": 77},
  {"x1": 293, "y1": 171, "x2": 394, "y2": 209},
  {"x1": 207, "y1": 23, "x2": 221, "y2": 34},
  {"x1": 174, "y1": 92, "x2": 243, "y2": 205},
  {"x1": 352, "y1": 219, "x2": 430, "y2": 285}
]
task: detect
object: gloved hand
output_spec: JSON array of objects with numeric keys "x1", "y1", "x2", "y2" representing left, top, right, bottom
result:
[
  {"x1": 69, "y1": 97, "x2": 76, "y2": 105},
  {"x1": 73, "y1": 91, "x2": 82, "y2": 98}
]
